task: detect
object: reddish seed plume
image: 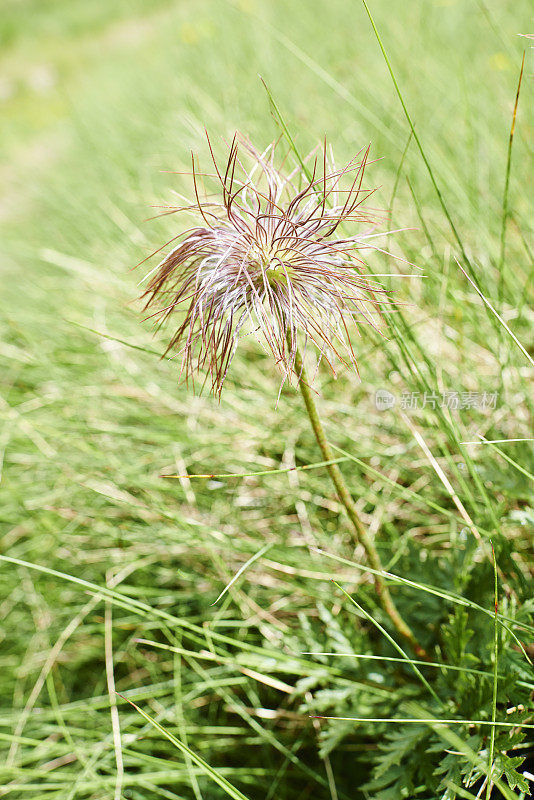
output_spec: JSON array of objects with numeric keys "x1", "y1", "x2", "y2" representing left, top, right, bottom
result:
[{"x1": 140, "y1": 133, "x2": 393, "y2": 396}]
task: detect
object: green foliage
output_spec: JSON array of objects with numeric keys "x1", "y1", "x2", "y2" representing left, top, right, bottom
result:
[
  {"x1": 0, "y1": 0, "x2": 532, "y2": 798},
  {"x1": 297, "y1": 581, "x2": 533, "y2": 799}
]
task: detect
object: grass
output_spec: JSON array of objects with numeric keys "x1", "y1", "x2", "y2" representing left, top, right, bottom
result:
[{"x1": 0, "y1": 0, "x2": 533, "y2": 798}]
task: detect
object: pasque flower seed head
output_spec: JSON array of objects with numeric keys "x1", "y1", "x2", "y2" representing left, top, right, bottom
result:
[{"x1": 141, "y1": 133, "x2": 393, "y2": 395}]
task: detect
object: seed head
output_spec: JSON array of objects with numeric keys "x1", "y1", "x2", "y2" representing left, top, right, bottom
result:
[{"x1": 141, "y1": 133, "x2": 392, "y2": 396}]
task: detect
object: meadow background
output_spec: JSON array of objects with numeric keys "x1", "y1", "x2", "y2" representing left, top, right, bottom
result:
[{"x1": 0, "y1": 1, "x2": 533, "y2": 798}]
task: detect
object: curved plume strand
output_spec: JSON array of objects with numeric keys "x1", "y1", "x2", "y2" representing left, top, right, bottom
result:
[{"x1": 142, "y1": 133, "x2": 393, "y2": 396}]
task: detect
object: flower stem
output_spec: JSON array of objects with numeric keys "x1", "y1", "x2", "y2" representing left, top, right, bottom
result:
[{"x1": 292, "y1": 345, "x2": 427, "y2": 660}]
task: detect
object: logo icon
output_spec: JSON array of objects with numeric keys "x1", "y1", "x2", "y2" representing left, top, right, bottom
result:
[{"x1": 375, "y1": 389, "x2": 396, "y2": 411}]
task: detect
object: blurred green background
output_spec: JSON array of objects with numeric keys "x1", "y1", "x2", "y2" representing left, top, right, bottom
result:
[{"x1": 0, "y1": 1, "x2": 532, "y2": 798}]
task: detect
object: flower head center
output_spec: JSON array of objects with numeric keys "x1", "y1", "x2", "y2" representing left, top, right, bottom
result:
[{"x1": 264, "y1": 254, "x2": 291, "y2": 286}]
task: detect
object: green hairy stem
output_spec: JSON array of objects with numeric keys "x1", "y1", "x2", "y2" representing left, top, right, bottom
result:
[{"x1": 292, "y1": 344, "x2": 427, "y2": 660}]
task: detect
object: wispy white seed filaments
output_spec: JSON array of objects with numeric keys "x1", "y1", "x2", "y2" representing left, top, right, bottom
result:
[{"x1": 141, "y1": 134, "x2": 396, "y2": 395}]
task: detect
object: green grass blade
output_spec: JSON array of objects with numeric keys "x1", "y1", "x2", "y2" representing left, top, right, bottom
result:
[
  {"x1": 334, "y1": 582, "x2": 441, "y2": 704},
  {"x1": 120, "y1": 696, "x2": 251, "y2": 800}
]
